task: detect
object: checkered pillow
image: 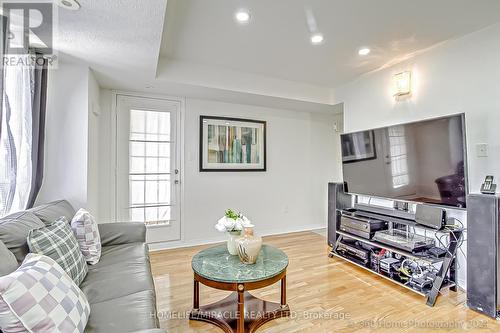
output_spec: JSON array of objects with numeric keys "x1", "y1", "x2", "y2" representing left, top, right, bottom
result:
[
  {"x1": 0, "y1": 253, "x2": 90, "y2": 333},
  {"x1": 27, "y1": 218, "x2": 88, "y2": 286},
  {"x1": 70, "y1": 209, "x2": 101, "y2": 265}
]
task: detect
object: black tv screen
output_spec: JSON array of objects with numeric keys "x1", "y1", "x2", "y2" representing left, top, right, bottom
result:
[{"x1": 341, "y1": 114, "x2": 467, "y2": 208}]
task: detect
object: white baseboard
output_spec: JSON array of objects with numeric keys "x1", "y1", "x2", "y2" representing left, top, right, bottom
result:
[{"x1": 148, "y1": 223, "x2": 326, "y2": 252}]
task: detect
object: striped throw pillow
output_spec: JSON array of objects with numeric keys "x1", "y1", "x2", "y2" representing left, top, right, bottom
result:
[
  {"x1": 70, "y1": 209, "x2": 101, "y2": 265},
  {"x1": 27, "y1": 218, "x2": 88, "y2": 286},
  {"x1": 0, "y1": 254, "x2": 90, "y2": 333}
]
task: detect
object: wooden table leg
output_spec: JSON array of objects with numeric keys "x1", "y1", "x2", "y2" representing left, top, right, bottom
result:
[
  {"x1": 193, "y1": 278, "x2": 199, "y2": 310},
  {"x1": 237, "y1": 285, "x2": 245, "y2": 333},
  {"x1": 281, "y1": 276, "x2": 287, "y2": 307}
]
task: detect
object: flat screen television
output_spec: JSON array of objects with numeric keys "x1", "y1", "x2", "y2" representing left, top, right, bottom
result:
[{"x1": 341, "y1": 114, "x2": 467, "y2": 208}]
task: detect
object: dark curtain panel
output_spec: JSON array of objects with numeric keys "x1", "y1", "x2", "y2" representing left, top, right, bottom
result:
[
  {"x1": 0, "y1": 15, "x2": 7, "y2": 138},
  {"x1": 27, "y1": 54, "x2": 48, "y2": 208}
]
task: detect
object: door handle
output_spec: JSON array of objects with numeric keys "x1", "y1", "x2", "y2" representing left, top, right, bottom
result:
[{"x1": 174, "y1": 169, "x2": 180, "y2": 184}]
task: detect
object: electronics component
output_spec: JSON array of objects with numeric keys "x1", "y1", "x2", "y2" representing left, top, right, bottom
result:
[
  {"x1": 380, "y1": 257, "x2": 400, "y2": 275},
  {"x1": 341, "y1": 115, "x2": 466, "y2": 209},
  {"x1": 409, "y1": 276, "x2": 434, "y2": 291},
  {"x1": 370, "y1": 249, "x2": 386, "y2": 273},
  {"x1": 399, "y1": 258, "x2": 438, "y2": 292},
  {"x1": 427, "y1": 247, "x2": 447, "y2": 258},
  {"x1": 415, "y1": 205, "x2": 446, "y2": 230},
  {"x1": 370, "y1": 256, "x2": 380, "y2": 273},
  {"x1": 480, "y1": 175, "x2": 497, "y2": 195},
  {"x1": 339, "y1": 211, "x2": 388, "y2": 239},
  {"x1": 335, "y1": 240, "x2": 370, "y2": 266},
  {"x1": 327, "y1": 183, "x2": 351, "y2": 247},
  {"x1": 468, "y1": 193, "x2": 500, "y2": 318},
  {"x1": 373, "y1": 229, "x2": 435, "y2": 253}
]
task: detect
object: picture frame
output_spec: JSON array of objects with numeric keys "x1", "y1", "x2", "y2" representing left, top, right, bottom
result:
[
  {"x1": 341, "y1": 130, "x2": 377, "y2": 163},
  {"x1": 199, "y1": 116, "x2": 267, "y2": 172}
]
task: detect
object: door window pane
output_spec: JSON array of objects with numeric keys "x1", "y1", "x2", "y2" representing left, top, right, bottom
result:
[{"x1": 128, "y1": 109, "x2": 172, "y2": 225}]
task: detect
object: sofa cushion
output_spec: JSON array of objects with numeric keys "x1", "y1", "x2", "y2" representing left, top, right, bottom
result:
[
  {"x1": 28, "y1": 218, "x2": 88, "y2": 286},
  {"x1": 98, "y1": 222, "x2": 146, "y2": 246},
  {"x1": 0, "y1": 254, "x2": 90, "y2": 333},
  {"x1": 0, "y1": 211, "x2": 45, "y2": 263},
  {"x1": 28, "y1": 200, "x2": 76, "y2": 225},
  {"x1": 0, "y1": 240, "x2": 18, "y2": 277},
  {"x1": 71, "y1": 209, "x2": 102, "y2": 265},
  {"x1": 84, "y1": 290, "x2": 157, "y2": 333},
  {"x1": 95, "y1": 242, "x2": 149, "y2": 267},
  {"x1": 80, "y1": 244, "x2": 154, "y2": 304}
]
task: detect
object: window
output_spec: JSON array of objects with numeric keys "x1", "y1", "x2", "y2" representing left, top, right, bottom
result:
[
  {"x1": 128, "y1": 109, "x2": 172, "y2": 226},
  {"x1": 388, "y1": 126, "x2": 410, "y2": 188}
]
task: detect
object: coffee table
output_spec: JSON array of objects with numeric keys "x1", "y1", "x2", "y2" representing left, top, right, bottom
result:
[{"x1": 189, "y1": 244, "x2": 290, "y2": 333}]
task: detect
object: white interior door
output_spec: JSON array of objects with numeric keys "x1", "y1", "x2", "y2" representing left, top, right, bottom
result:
[{"x1": 116, "y1": 95, "x2": 181, "y2": 243}]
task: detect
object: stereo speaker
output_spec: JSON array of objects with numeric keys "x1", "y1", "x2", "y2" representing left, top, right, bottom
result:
[
  {"x1": 327, "y1": 182, "x2": 352, "y2": 247},
  {"x1": 415, "y1": 205, "x2": 446, "y2": 230},
  {"x1": 467, "y1": 193, "x2": 500, "y2": 318}
]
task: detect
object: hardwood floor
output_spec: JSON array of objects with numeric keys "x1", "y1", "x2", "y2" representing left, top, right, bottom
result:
[{"x1": 150, "y1": 231, "x2": 498, "y2": 332}]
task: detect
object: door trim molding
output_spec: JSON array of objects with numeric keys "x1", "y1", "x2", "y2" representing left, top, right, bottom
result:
[{"x1": 110, "y1": 90, "x2": 185, "y2": 243}]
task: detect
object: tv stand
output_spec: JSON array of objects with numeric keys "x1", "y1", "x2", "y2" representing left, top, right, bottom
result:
[{"x1": 327, "y1": 183, "x2": 463, "y2": 307}]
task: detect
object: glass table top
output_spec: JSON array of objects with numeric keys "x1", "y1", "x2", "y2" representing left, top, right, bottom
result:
[{"x1": 191, "y1": 244, "x2": 289, "y2": 283}]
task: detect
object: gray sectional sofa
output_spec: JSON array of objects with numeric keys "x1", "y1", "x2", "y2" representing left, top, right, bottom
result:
[{"x1": 0, "y1": 200, "x2": 163, "y2": 333}]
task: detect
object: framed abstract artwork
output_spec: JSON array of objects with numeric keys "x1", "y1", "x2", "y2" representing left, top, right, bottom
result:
[{"x1": 200, "y1": 116, "x2": 266, "y2": 172}]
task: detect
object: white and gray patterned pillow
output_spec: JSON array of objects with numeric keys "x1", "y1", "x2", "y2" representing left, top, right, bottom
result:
[
  {"x1": 0, "y1": 253, "x2": 90, "y2": 333},
  {"x1": 27, "y1": 217, "x2": 88, "y2": 285},
  {"x1": 70, "y1": 209, "x2": 101, "y2": 265}
]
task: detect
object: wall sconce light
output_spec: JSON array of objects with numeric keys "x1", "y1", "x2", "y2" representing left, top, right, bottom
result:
[{"x1": 393, "y1": 71, "x2": 412, "y2": 97}]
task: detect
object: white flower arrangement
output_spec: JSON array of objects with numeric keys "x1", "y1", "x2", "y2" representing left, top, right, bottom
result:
[{"x1": 215, "y1": 209, "x2": 253, "y2": 233}]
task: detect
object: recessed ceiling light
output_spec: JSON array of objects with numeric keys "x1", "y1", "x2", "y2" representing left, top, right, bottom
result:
[
  {"x1": 358, "y1": 48, "x2": 371, "y2": 56},
  {"x1": 235, "y1": 10, "x2": 251, "y2": 23},
  {"x1": 55, "y1": 0, "x2": 81, "y2": 10},
  {"x1": 310, "y1": 33, "x2": 324, "y2": 45}
]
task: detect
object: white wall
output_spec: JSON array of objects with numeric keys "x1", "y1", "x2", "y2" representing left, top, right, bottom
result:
[
  {"x1": 37, "y1": 61, "x2": 90, "y2": 209},
  {"x1": 95, "y1": 92, "x2": 342, "y2": 245},
  {"x1": 157, "y1": 58, "x2": 333, "y2": 104},
  {"x1": 331, "y1": 23, "x2": 500, "y2": 289},
  {"x1": 37, "y1": 62, "x2": 101, "y2": 212},
  {"x1": 334, "y1": 22, "x2": 500, "y2": 195},
  {"x1": 180, "y1": 98, "x2": 340, "y2": 246},
  {"x1": 87, "y1": 70, "x2": 101, "y2": 214},
  {"x1": 97, "y1": 89, "x2": 114, "y2": 222}
]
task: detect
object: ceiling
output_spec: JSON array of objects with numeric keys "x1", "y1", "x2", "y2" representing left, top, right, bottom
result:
[
  {"x1": 51, "y1": 0, "x2": 500, "y2": 108},
  {"x1": 160, "y1": 0, "x2": 500, "y2": 88},
  {"x1": 55, "y1": 0, "x2": 167, "y2": 87}
]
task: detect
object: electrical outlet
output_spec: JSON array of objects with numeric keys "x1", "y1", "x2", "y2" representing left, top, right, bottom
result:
[{"x1": 476, "y1": 143, "x2": 488, "y2": 157}]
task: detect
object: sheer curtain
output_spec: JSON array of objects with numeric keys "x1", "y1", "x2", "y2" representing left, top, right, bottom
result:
[{"x1": 0, "y1": 54, "x2": 47, "y2": 217}]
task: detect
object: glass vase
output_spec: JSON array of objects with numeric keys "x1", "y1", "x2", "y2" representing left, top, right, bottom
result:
[
  {"x1": 227, "y1": 230, "x2": 242, "y2": 255},
  {"x1": 236, "y1": 226, "x2": 262, "y2": 264}
]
